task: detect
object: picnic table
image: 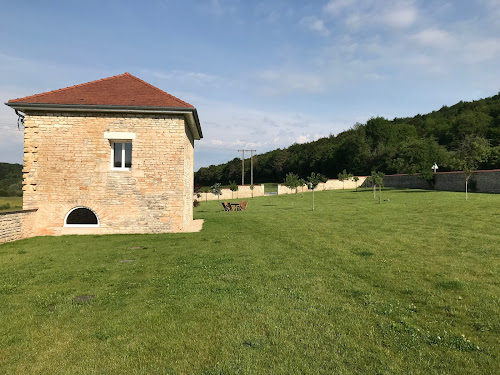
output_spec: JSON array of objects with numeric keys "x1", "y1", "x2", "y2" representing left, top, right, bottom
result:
[{"x1": 222, "y1": 201, "x2": 248, "y2": 211}]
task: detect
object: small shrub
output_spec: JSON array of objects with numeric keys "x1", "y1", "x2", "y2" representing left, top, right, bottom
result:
[{"x1": 193, "y1": 199, "x2": 200, "y2": 207}]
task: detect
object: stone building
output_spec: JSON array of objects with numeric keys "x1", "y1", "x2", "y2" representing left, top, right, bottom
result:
[{"x1": 5, "y1": 73, "x2": 203, "y2": 236}]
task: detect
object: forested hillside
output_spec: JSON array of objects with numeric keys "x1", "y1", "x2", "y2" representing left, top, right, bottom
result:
[
  {"x1": 0, "y1": 163, "x2": 22, "y2": 196},
  {"x1": 195, "y1": 93, "x2": 500, "y2": 186}
]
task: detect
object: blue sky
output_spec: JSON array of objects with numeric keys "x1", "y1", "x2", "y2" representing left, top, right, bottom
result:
[{"x1": 1, "y1": 0, "x2": 500, "y2": 170}]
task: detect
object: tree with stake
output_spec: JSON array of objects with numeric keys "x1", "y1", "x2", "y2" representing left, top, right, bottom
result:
[
  {"x1": 454, "y1": 135, "x2": 490, "y2": 200},
  {"x1": 284, "y1": 172, "x2": 300, "y2": 206},
  {"x1": 338, "y1": 169, "x2": 349, "y2": 189},
  {"x1": 353, "y1": 176, "x2": 359, "y2": 192},
  {"x1": 318, "y1": 174, "x2": 328, "y2": 190},
  {"x1": 211, "y1": 183, "x2": 222, "y2": 211},
  {"x1": 306, "y1": 172, "x2": 320, "y2": 211},
  {"x1": 229, "y1": 181, "x2": 238, "y2": 199},
  {"x1": 200, "y1": 186, "x2": 210, "y2": 202},
  {"x1": 250, "y1": 184, "x2": 255, "y2": 198},
  {"x1": 299, "y1": 178, "x2": 306, "y2": 197},
  {"x1": 370, "y1": 171, "x2": 385, "y2": 203}
]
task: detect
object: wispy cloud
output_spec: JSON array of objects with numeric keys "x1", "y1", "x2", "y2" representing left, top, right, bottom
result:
[
  {"x1": 300, "y1": 16, "x2": 330, "y2": 36},
  {"x1": 257, "y1": 70, "x2": 327, "y2": 95},
  {"x1": 413, "y1": 28, "x2": 455, "y2": 48}
]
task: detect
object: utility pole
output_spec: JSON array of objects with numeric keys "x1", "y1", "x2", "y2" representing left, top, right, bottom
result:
[
  {"x1": 238, "y1": 149, "x2": 256, "y2": 186},
  {"x1": 250, "y1": 149, "x2": 254, "y2": 186}
]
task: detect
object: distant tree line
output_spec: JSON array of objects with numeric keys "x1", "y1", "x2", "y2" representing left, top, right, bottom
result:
[
  {"x1": 195, "y1": 93, "x2": 500, "y2": 186},
  {"x1": 0, "y1": 163, "x2": 22, "y2": 196}
]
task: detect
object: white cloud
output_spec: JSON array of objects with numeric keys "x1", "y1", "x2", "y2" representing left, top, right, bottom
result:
[
  {"x1": 323, "y1": 0, "x2": 355, "y2": 15},
  {"x1": 300, "y1": 16, "x2": 330, "y2": 36},
  {"x1": 413, "y1": 28, "x2": 455, "y2": 48},
  {"x1": 257, "y1": 70, "x2": 327, "y2": 95},
  {"x1": 383, "y1": 4, "x2": 418, "y2": 29}
]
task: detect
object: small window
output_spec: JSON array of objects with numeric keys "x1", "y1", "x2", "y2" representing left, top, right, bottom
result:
[
  {"x1": 65, "y1": 207, "x2": 99, "y2": 227},
  {"x1": 111, "y1": 141, "x2": 132, "y2": 170}
]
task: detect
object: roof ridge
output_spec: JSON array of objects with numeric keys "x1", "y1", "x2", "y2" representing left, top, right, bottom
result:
[
  {"x1": 126, "y1": 73, "x2": 194, "y2": 108},
  {"x1": 8, "y1": 73, "x2": 130, "y2": 103}
]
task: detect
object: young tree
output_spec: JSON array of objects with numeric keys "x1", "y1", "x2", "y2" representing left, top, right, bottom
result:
[
  {"x1": 200, "y1": 186, "x2": 210, "y2": 202},
  {"x1": 318, "y1": 174, "x2": 328, "y2": 190},
  {"x1": 284, "y1": 172, "x2": 300, "y2": 193},
  {"x1": 250, "y1": 184, "x2": 255, "y2": 198},
  {"x1": 211, "y1": 183, "x2": 222, "y2": 210},
  {"x1": 284, "y1": 172, "x2": 300, "y2": 206},
  {"x1": 454, "y1": 135, "x2": 490, "y2": 200},
  {"x1": 338, "y1": 169, "x2": 349, "y2": 189},
  {"x1": 369, "y1": 171, "x2": 385, "y2": 203},
  {"x1": 229, "y1": 181, "x2": 238, "y2": 199},
  {"x1": 306, "y1": 172, "x2": 320, "y2": 211},
  {"x1": 353, "y1": 176, "x2": 359, "y2": 192},
  {"x1": 298, "y1": 178, "x2": 306, "y2": 197}
]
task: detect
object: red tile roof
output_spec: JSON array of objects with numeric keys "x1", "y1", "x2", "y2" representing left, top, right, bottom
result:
[{"x1": 8, "y1": 72, "x2": 194, "y2": 108}]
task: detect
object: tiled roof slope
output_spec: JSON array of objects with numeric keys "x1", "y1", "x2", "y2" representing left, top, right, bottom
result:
[{"x1": 8, "y1": 73, "x2": 194, "y2": 108}]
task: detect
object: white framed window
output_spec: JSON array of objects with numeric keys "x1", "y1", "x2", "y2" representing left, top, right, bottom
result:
[
  {"x1": 64, "y1": 207, "x2": 100, "y2": 227},
  {"x1": 111, "y1": 141, "x2": 132, "y2": 170}
]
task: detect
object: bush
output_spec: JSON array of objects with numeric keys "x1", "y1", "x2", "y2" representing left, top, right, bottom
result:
[
  {"x1": 193, "y1": 199, "x2": 200, "y2": 207},
  {"x1": 0, "y1": 203, "x2": 11, "y2": 210}
]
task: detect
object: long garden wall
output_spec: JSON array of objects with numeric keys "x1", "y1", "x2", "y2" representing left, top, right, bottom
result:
[
  {"x1": 0, "y1": 209, "x2": 37, "y2": 244},
  {"x1": 195, "y1": 184, "x2": 265, "y2": 202},
  {"x1": 383, "y1": 169, "x2": 500, "y2": 193},
  {"x1": 277, "y1": 177, "x2": 368, "y2": 194}
]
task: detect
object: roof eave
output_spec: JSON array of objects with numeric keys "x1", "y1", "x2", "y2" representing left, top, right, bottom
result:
[{"x1": 5, "y1": 102, "x2": 203, "y2": 139}]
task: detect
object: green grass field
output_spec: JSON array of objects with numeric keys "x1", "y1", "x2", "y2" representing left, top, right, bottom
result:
[
  {"x1": 1, "y1": 189, "x2": 499, "y2": 374},
  {"x1": 0, "y1": 196, "x2": 22, "y2": 212}
]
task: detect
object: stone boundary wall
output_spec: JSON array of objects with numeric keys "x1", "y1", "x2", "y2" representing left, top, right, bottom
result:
[
  {"x1": 194, "y1": 184, "x2": 265, "y2": 202},
  {"x1": 277, "y1": 176, "x2": 368, "y2": 195},
  {"x1": 384, "y1": 169, "x2": 500, "y2": 193},
  {"x1": 0, "y1": 209, "x2": 38, "y2": 244}
]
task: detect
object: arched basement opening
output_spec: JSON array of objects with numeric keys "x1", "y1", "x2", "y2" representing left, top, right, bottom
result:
[{"x1": 64, "y1": 207, "x2": 99, "y2": 227}]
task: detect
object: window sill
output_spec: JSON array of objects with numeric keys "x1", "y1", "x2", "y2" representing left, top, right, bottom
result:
[
  {"x1": 63, "y1": 224, "x2": 99, "y2": 228},
  {"x1": 111, "y1": 168, "x2": 132, "y2": 171}
]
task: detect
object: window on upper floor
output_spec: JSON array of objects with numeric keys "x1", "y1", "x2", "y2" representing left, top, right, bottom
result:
[{"x1": 111, "y1": 141, "x2": 132, "y2": 170}]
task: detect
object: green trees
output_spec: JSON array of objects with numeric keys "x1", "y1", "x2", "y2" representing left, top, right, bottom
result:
[
  {"x1": 194, "y1": 93, "x2": 500, "y2": 187},
  {"x1": 306, "y1": 172, "x2": 321, "y2": 211},
  {"x1": 392, "y1": 138, "x2": 450, "y2": 181},
  {"x1": 337, "y1": 169, "x2": 352, "y2": 189},
  {"x1": 454, "y1": 135, "x2": 490, "y2": 200}
]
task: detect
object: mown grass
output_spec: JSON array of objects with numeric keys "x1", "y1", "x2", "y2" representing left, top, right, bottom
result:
[
  {"x1": 0, "y1": 189, "x2": 499, "y2": 374},
  {"x1": 0, "y1": 196, "x2": 22, "y2": 212}
]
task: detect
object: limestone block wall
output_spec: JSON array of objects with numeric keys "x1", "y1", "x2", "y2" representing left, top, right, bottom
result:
[
  {"x1": 277, "y1": 177, "x2": 367, "y2": 194},
  {"x1": 22, "y1": 111, "x2": 194, "y2": 236},
  {"x1": 384, "y1": 170, "x2": 500, "y2": 193},
  {"x1": 195, "y1": 184, "x2": 265, "y2": 202},
  {"x1": 0, "y1": 209, "x2": 37, "y2": 244}
]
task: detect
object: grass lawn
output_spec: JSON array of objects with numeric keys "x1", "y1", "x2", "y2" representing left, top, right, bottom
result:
[
  {"x1": 0, "y1": 189, "x2": 499, "y2": 374},
  {"x1": 0, "y1": 196, "x2": 22, "y2": 212}
]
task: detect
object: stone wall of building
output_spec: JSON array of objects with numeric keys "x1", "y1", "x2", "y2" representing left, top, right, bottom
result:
[
  {"x1": 22, "y1": 111, "x2": 194, "y2": 236},
  {"x1": 384, "y1": 170, "x2": 500, "y2": 193},
  {"x1": 0, "y1": 209, "x2": 37, "y2": 244}
]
